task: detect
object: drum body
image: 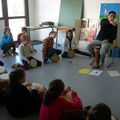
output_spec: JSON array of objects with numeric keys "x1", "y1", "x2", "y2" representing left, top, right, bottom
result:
[
  {"x1": 68, "y1": 50, "x2": 75, "y2": 58},
  {"x1": 0, "y1": 66, "x2": 7, "y2": 75},
  {"x1": 30, "y1": 59, "x2": 38, "y2": 68},
  {"x1": 8, "y1": 49, "x2": 13, "y2": 55},
  {"x1": 50, "y1": 53, "x2": 60, "y2": 63},
  {"x1": 93, "y1": 46, "x2": 101, "y2": 69},
  {"x1": 0, "y1": 73, "x2": 9, "y2": 90}
]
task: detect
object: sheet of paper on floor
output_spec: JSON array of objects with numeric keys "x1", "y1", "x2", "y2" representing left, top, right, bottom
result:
[
  {"x1": 89, "y1": 70, "x2": 103, "y2": 76},
  {"x1": 107, "y1": 70, "x2": 120, "y2": 77}
]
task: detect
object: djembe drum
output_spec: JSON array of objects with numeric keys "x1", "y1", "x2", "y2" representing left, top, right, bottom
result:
[
  {"x1": 8, "y1": 49, "x2": 13, "y2": 55},
  {"x1": 29, "y1": 59, "x2": 38, "y2": 68},
  {"x1": 93, "y1": 46, "x2": 101, "y2": 69},
  {"x1": 68, "y1": 50, "x2": 75, "y2": 58},
  {"x1": 25, "y1": 83, "x2": 46, "y2": 99},
  {"x1": 50, "y1": 53, "x2": 60, "y2": 63},
  {"x1": 0, "y1": 66, "x2": 7, "y2": 75},
  {"x1": 0, "y1": 73, "x2": 9, "y2": 91}
]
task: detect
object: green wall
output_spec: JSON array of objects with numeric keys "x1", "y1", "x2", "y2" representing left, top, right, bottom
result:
[{"x1": 58, "y1": 0, "x2": 83, "y2": 26}]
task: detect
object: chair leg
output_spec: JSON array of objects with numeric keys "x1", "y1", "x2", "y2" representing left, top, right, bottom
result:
[{"x1": 107, "y1": 57, "x2": 115, "y2": 68}]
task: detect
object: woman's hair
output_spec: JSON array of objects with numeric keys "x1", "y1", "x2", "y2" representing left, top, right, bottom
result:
[
  {"x1": 43, "y1": 79, "x2": 65, "y2": 105},
  {"x1": 9, "y1": 68, "x2": 25, "y2": 88},
  {"x1": 22, "y1": 27, "x2": 27, "y2": 32},
  {"x1": 66, "y1": 29, "x2": 73, "y2": 40},
  {"x1": 88, "y1": 103, "x2": 111, "y2": 120}
]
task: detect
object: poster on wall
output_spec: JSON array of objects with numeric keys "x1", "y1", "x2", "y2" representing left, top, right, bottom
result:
[{"x1": 100, "y1": 3, "x2": 120, "y2": 22}]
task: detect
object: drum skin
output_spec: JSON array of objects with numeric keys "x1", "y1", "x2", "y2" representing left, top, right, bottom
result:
[
  {"x1": 68, "y1": 50, "x2": 75, "y2": 58},
  {"x1": 50, "y1": 53, "x2": 60, "y2": 63},
  {"x1": 30, "y1": 59, "x2": 38, "y2": 68}
]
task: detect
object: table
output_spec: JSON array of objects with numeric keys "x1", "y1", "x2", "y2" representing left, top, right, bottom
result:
[{"x1": 26, "y1": 25, "x2": 75, "y2": 48}]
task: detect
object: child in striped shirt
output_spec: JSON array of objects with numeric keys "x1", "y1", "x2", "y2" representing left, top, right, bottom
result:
[{"x1": 42, "y1": 31, "x2": 62, "y2": 63}]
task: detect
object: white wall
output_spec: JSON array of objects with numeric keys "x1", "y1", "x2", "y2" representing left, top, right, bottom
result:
[{"x1": 28, "y1": 0, "x2": 61, "y2": 41}]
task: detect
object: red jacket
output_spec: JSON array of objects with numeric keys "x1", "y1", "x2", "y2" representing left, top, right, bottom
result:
[
  {"x1": 17, "y1": 33, "x2": 31, "y2": 45},
  {"x1": 39, "y1": 92, "x2": 83, "y2": 120}
]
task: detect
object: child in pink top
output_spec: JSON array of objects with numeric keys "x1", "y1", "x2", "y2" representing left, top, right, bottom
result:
[{"x1": 39, "y1": 79, "x2": 83, "y2": 120}]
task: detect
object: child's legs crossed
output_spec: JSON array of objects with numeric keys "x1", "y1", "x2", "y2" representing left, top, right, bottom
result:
[{"x1": 46, "y1": 48, "x2": 62, "y2": 58}]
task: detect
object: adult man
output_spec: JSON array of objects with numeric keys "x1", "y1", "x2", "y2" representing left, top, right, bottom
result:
[{"x1": 88, "y1": 11, "x2": 118, "y2": 66}]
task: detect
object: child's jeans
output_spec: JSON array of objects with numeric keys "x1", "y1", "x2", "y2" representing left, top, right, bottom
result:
[
  {"x1": 2, "y1": 42, "x2": 16, "y2": 54},
  {"x1": 46, "y1": 48, "x2": 62, "y2": 58}
]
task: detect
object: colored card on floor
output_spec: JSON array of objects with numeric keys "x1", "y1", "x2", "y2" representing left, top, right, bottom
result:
[
  {"x1": 107, "y1": 71, "x2": 120, "y2": 77},
  {"x1": 89, "y1": 70, "x2": 103, "y2": 76},
  {"x1": 78, "y1": 68, "x2": 91, "y2": 74}
]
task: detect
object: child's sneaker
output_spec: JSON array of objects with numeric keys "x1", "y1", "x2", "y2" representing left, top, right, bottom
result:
[{"x1": 43, "y1": 58, "x2": 49, "y2": 64}]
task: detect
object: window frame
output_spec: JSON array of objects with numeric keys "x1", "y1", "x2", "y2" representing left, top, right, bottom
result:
[{"x1": 0, "y1": 0, "x2": 29, "y2": 26}]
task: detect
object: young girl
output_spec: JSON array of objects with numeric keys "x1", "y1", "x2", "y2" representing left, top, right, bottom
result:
[
  {"x1": 17, "y1": 27, "x2": 36, "y2": 52},
  {"x1": 6, "y1": 68, "x2": 41, "y2": 118},
  {"x1": 17, "y1": 27, "x2": 31, "y2": 45},
  {"x1": 18, "y1": 34, "x2": 42, "y2": 69},
  {"x1": 39, "y1": 79, "x2": 83, "y2": 120},
  {"x1": 87, "y1": 103, "x2": 111, "y2": 120},
  {"x1": 1, "y1": 27, "x2": 16, "y2": 56},
  {"x1": 62, "y1": 30, "x2": 91, "y2": 58},
  {"x1": 42, "y1": 31, "x2": 62, "y2": 63}
]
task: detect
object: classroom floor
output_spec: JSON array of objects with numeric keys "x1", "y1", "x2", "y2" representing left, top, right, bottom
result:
[{"x1": 0, "y1": 45, "x2": 120, "y2": 120}]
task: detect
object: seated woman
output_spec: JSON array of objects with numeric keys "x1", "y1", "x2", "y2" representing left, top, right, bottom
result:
[
  {"x1": 62, "y1": 30, "x2": 91, "y2": 58},
  {"x1": 17, "y1": 34, "x2": 42, "y2": 69},
  {"x1": 1, "y1": 27, "x2": 17, "y2": 56},
  {"x1": 42, "y1": 31, "x2": 62, "y2": 63},
  {"x1": 6, "y1": 68, "x2": 42, "y2": 118},
  {"x1": 39, "y1": 79, "x2": 83, "y2": 120}
]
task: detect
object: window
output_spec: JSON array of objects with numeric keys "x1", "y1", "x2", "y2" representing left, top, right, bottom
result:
[
  {"x1": 9, "y1": 19, "x2": 26, "y2": 40},
  {"x1": 7, "y1": 0, "x2": 25, "y2": 17},
  {"x1": 0, "y1": 0, "x2": 29, "y2": 40}
]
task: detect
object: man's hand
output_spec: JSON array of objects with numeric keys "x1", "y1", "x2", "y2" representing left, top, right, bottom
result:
[
  {"x1": 102, "y1": 39, "x2": 109, "y2": 43},
  {"x1": 110, "y1": 21, "x2": 117, "y2": 26}
]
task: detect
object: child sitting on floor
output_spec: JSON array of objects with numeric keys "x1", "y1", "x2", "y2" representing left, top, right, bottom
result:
[
  {"x1": 87, "y1": 103, "x2": 112, "y2": 120},
  {"x1": 62, "y1": 29, "x2": 91, "y2": 58},
  {"x1": 6, "y1": 68, "x2": 42, "y2": 118},
  {"x1": 17, "y1": 34, "x2": 42, "y2": 69},
  {"x1": 17, "y1": 27, "x2": 30, "y2": 45},
  {"x1": 42, "y1": 31, "x2": 62, "y2": 63},
  {"x1": 17, "y1": 27, "x2": 36, "y2": 51},
  {"x1": 1, "y1": 27, "x2": 17, "y2": 56},
  {"x1": 39, "y1": 79, "x2": 83, "y2": 120}
]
